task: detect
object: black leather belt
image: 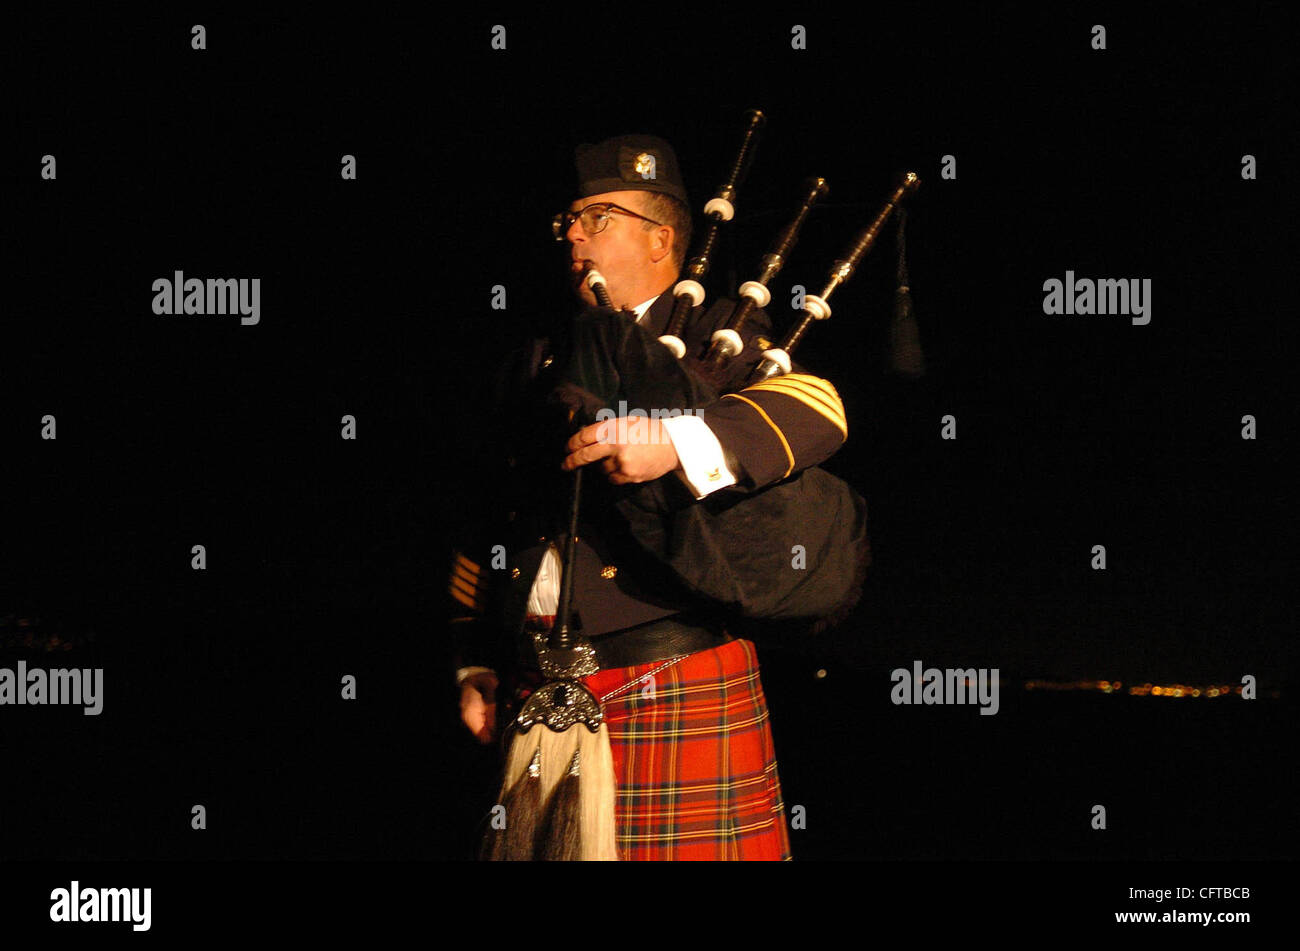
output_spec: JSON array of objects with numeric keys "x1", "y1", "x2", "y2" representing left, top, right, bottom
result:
[{"x1": 588, "y1": 614, "x2": 732, "y2": 669}]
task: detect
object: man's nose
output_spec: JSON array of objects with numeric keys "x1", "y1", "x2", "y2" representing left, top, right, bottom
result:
[{"x1": 565, "y1": 215, "x2": 586, "y2": 245}]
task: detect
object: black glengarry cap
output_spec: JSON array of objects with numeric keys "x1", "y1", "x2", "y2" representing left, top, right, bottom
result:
[{"x1": 574, "y1": 134, "x2": 687, "y2": 203}]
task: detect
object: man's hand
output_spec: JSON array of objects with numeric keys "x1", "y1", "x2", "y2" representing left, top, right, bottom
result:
[
  {"x1": 459, "y1": 671, "x2": 499, "y2": 744},
  {"x1": 562, "y1": 416, "x2": 680, "y2": 484}
]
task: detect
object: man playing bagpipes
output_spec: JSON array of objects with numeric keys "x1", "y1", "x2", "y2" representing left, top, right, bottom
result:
[{"x1": 451, "y1": 127, "x2": 879, "y2": 860}]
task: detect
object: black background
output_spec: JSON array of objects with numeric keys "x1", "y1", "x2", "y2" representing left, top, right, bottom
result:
[{"x1": 3, "y1": 8, "x2": 1294, "y2": 870}]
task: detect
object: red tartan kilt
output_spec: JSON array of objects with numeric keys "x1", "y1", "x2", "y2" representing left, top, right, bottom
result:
[{"x1": 580, "y1": 638, "x2": 792, "y2": 861}]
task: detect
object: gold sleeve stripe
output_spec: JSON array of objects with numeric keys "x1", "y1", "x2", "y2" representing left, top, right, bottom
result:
[
  {"x1": 452, "y1": 569, "x2": 483, "y2": 589},
  {"x1": 450, "y1": 586, "x2": 481, "y2": 611},
  {"x1": 744, "y1": 387, "x2": 846, "y2": 438},
  {"x1": 747, "y1": 374, "x2": 844, "y2": 410},
  {"x1": 450, "y1": 575, "x2": 479, "y2": 601},
  {"x1": 454, "y1": 554, "x2": 481, "y2": 578},
  {"x1": 781, "y1": 373, "x2": 841, "y2": 403},
  {"x1": 744, "y1": 379, "x2": 847, "y2": 438},
  {"x1": 721, "y1": 393, "x2": 796, "y2": 479},
  {"x1": 746, "y1": 377, "x2": 845, "y2": 422}
]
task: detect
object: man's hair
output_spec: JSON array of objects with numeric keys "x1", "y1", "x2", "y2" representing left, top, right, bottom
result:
[{"x1": 637, "y1": 192, "x2": 693, "y2": 272}]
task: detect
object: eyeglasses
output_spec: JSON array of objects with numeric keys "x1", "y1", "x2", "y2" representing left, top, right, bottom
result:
[{"x1": 552, "y1": 202, "x2": 663, "y2": 241}]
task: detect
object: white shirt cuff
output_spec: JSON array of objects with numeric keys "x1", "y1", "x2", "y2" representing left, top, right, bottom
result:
[
  {"x1": 456, "y1": 666, "x2": 496, "y2": 686},
  {"x1": 660, "y1": 414, "x2": 738, "y2": 499}
]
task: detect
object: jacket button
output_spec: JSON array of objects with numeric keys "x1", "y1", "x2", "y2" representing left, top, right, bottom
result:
[
  {"x1": 511, "y1": 568, "x2": 521, "y2": 579},
  {"x1": 600, "y1": 565, "x2": 617, "y2": 579}
]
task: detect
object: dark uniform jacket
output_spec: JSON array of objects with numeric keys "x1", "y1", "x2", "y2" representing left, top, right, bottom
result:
[{"x1": 448, "y1": 290, "x2": 869, "y2": 676}]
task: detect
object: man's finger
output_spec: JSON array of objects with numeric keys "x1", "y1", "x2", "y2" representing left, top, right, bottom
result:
[
  {"x1": 562, "y1": 441, "x2": 618, "y2": 470},
  {"x1": 475, "y1": 703, "x2": 496, "y2": 744},
  {"x1": 566, "y1": 421, "x2": 615, "y2": 453}
]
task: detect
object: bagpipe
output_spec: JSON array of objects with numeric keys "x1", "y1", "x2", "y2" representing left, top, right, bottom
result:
[{"x1": 558, "y1": 114, "x2": 921, "y2": 629}]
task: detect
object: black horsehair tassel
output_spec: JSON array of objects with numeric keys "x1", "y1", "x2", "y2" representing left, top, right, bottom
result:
[
  {"x1": 483, "y1": 746, "x2": 542, "y2": 861},
  {"x1": 483, "y1": 409, "x2": 617, "y2": 861},
  {"x1": 537, "y1": 749, "x2": 583, "y2": 861},
  {"x1": 889, "y1": 207, "x2": 926, "y2": 378}
]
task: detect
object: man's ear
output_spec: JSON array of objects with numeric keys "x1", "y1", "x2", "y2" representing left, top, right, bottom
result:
[{"x1": 648, "y1": 225, "x2": 674, "y2": 264}]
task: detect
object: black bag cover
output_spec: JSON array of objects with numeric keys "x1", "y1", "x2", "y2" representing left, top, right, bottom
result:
[{"x1": 554, "y1": 306, "x2": 870, "y2": 626}]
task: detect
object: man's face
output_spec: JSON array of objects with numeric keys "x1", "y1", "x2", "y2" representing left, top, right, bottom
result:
[{"x1": 562, "y1": 190, "x2": 665, "y2": 308}]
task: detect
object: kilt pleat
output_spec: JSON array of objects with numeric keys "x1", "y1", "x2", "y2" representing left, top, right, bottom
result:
[{"x1": 581, "y1": 638, "x2": 792, "y2": 861}]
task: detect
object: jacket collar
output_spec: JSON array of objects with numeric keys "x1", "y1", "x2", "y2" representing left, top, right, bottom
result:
[{"x1": 638, "y1": 289, "x2": 677, "y2": 338}]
